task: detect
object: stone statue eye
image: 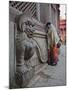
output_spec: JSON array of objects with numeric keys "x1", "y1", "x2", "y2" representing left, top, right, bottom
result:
[{"x1": 25, "y1": 22, "x2": 28, "y2": 25}]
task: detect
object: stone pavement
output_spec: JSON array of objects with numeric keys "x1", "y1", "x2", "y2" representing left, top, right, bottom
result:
[{"x1": 27, "y1": 45, "x2": 66, "y2": 87}]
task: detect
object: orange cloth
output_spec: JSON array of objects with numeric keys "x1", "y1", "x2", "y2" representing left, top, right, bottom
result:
[{"x1": 53, "y1": 45, "x2": 59, "y2": 63}]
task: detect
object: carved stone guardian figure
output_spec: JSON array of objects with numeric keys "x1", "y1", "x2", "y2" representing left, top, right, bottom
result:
[
  {"x1": 15, "y1": 13, "x2": 35, "y2": 88},
  {"x1": 14, "y1": 12, "x2": 47, "y2": 88}
]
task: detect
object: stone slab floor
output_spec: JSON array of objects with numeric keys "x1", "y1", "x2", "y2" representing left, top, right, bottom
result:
[{"x1": 27, "y1": 45, "x2": 66, "y2": 88}]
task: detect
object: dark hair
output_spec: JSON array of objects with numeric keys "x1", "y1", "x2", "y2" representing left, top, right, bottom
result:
[{"x1": 46, "y1": 22, "x2": 51, "y2": 27}]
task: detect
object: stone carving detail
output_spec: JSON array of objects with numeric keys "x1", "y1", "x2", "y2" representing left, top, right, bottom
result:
[
  {"x1": 15, "y1": 13, "x2": 47, "y2": 88},
  {"x1": 15, "y1": 14, "x2": 36, "y2": 88}
]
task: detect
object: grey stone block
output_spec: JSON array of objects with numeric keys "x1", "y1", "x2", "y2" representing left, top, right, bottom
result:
[{"x1": 15, "y1": 65, "x2": 35, "y2": 88}]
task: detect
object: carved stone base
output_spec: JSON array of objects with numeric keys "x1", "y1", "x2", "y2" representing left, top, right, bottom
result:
[{"x1": 15, "y1": 65, "x2": 35, "y2": 88}]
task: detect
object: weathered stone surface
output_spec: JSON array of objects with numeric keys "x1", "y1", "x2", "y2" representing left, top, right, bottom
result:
[
  {"x1": 15, "y1": 65, "x2": 35, "y2": 88},
  {"x1": 13, "y1": 13, "x2": 48, "y2": 88},
  {"x1": 9, "y1": 21, "x2": 16, "y2": 88}
]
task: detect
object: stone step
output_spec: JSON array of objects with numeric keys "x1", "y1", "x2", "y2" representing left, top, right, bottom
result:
[{"x1": 27, "y1": 63, "x2": 48, "y2": 87}]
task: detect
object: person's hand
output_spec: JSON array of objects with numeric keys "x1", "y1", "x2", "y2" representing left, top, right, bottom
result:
[{"x1": 57, "y1": 41, "x2": 61, "y2": 48}]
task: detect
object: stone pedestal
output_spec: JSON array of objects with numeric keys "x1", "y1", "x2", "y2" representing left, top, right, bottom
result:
[{"x1": 15, "y1": 65, "x2": 35, "y2": 88}]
